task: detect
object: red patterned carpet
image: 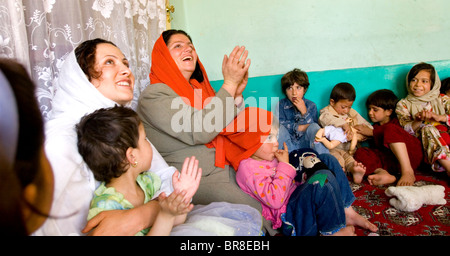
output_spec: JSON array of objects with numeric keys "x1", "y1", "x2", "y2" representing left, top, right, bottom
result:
[{"x1": 350, "y1": 166, "x2": 450, "y2": 236}]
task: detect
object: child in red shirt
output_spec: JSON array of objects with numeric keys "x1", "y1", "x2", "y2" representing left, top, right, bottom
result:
[{"x1": 354, "y1": 89, "x2": 423, "y2": 186}]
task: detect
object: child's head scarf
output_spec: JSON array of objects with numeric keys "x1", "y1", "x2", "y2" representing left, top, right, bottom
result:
[{"x1": 404, "y1": 67, "x2": 444, "y2": 116}]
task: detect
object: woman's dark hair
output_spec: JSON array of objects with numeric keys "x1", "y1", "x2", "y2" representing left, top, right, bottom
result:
[
  {"x1": 75, "y1": 38, "x2": 117, "y2": 81},
  {"x1": 0, "y1": 58, "x2": 46, "y2": 235},
  {"x1": 76, "y1": 106, "x2": 141, "y2": 184},
  {"x1": 281, "y1": 68, "x2": 310, "y2": 96},
  {"x1": 0, "y1": 60, "x2": 44, "y2": 188},
  {"x1": 330, "y1": 82, "x2": 356, "y2": 102},
  {"x1": 366, "y1": 89, "x2": 399, "y2": 112},
  {"x1": 162, "y1": 29, "x2": 204, "y2": 83},
  {"x1": 407, "y1": 62, "x2": 436, "y2": 88}
]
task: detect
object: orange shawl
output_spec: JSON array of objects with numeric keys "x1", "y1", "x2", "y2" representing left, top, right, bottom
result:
[{"x1": 150, "y1": 34, "x2": 271, "y2": 170}]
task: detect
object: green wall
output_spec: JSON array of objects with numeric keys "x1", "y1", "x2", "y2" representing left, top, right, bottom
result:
[
  {"x1": 211, "y1": 60, "x2": 450, "y2": 120},
  {"x1": 170, "y1": 0, "x2": 450, "y2": 120}
]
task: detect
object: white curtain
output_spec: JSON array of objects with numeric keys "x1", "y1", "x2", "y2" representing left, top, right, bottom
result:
[{"x1": 0, "y1": 0, "x2": 167, "y2": 120}]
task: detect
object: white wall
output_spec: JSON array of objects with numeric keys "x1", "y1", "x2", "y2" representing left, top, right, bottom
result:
[{"x1": 170, "y1": 0, "x2": 450, "y2": 81}]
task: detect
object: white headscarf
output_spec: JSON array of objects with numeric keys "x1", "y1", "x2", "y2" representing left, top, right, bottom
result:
[
  {"x1": 35, "y1": 49, "x2": 175, "y2": 236},
  {"x1": 404, "y1": 68, "x2": 444, "y2": 117},
  {"x1": 50, "y1": 50, "x2": 118, "y2": 120}
]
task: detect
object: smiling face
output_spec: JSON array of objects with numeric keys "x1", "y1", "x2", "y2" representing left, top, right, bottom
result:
[
  {"x1": 166, "y1": 33, "x2": 198, "y2": 81},
  {"x1": 409, "y1": 70, "x2": 432, "y2": 97},
  {"x1": 90, "y1": 43, "x2": 135, "y2": 105}
]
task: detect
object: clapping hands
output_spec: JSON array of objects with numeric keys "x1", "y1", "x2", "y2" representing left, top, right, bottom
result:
[
  {"x1": 158, "y1": 156, "x2": 202, "y2": 216},
  {"x1": 171, "y1": 156, "x2": 202, "y2": 203},
  {"x1": 222, "y1": 46, "x2": 251, "y2": 98}
]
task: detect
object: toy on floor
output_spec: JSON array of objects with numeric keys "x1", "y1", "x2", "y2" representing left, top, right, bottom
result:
[{"x1": 385, "y1": 185, "x2": 447, "y2": 212}]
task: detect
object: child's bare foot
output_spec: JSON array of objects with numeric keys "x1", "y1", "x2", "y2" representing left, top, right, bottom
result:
[
  {"x1": 345, "y1": 207, "x2": 378, "y2": 232},
  {"x1": 328, "y1": 226, "x2": 356, "y2": 236},
  {"x1": 397, "y1": 172, "x2": 415, "y2": 186},
  {"x1": 349, "y1": 161, "x2": 366, "y2": 184},
  {"x1": 367, "y1": 168, "x2": 396, "y2": 186}
]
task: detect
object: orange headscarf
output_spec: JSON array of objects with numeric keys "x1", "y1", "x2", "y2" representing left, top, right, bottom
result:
[
  {"x1": 150, "y1": 35, "x2": 215, "y2": 109},
  {"x1": 150, "y1": 33, "x2": 272, "y2": 170}
]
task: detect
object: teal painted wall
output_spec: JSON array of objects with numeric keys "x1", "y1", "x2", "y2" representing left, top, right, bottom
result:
[
  {"x1": 170, "y1": 0, "x2": 450, "y2": 120},
  {"x1": 211, "y1": 61, "x2": 450, "y2": 120}
]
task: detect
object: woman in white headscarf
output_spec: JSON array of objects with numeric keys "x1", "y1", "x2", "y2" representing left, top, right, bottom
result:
[
  {"x1": 35, "y1": 39, "x2": 177, "y2": 235},
  {"x1": 36, "y1": 39, "x2": 263, "y2": 236},
  {"x1": 396, "y1": 62, "x2": 450, "y2": 176}
]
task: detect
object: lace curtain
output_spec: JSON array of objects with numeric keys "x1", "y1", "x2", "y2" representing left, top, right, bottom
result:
[{"x1": 0, "y1": 0, "x2": 167, "y2": 121}]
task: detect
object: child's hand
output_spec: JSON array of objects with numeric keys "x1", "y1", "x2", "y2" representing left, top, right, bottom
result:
[
  {"x1": 415, "y1": 110, "x2": 433, "y2": 121},
  {"x1": 274, "y1": 142, "x2": 289, "y2": 163},
  {"x1": 415, "y1": 110, "x2": 446, "y2": 123},
  {"x1": 342, "y1": 123, "x2": 353, "y2": 140},
  {"x1": 292, "y1": 97, "x2": 307, "y2": 115},
  {"x1": 315, "y1": 136, "x2": 327, "y2": 143},
  {"x1": 417, "y1": 110, "x2": 432, "y2": 121},
  {"x1": 314, "y1": 129, "x2": 325, "y2": 142},
  {"x1": 158, "y1": 190, "x2": 193, "y2": 216},
  {"x1": 428, "y1": 111, "x2": 447, "y2": 123},
  {"x1": 342, "y1": 123, "x2": 351, "y2": 133},
  {"x1": 172, "y1": 156, "x2": 202, "y2": 203},
  {"x1": 354, "y1": 124, "x2": 373, "y2": 137},
  {"x1": 297, "y1": 123, "x2": 310, "y2": 132},
  {"x1": 414, "y1": 111, "x2": 424, "y2": 121}
]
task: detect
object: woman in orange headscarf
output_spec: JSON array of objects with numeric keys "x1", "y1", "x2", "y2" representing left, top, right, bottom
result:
[{"x1": 137, "y1": 29, "x2": 276, "y2": 234}]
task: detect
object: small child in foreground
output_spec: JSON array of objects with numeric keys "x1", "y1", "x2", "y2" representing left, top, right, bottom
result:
[
  {"x1": 76, "y1": 106, "x2": 201, "y2": 235},
  {"x1": 236, "y1": 115, "x2": 377, "y2": 235}
]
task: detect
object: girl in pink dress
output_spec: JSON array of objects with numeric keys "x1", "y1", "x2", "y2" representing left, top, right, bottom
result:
[{"x1": 236, "y1": 121, "x2": 378, "y2": 235}]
